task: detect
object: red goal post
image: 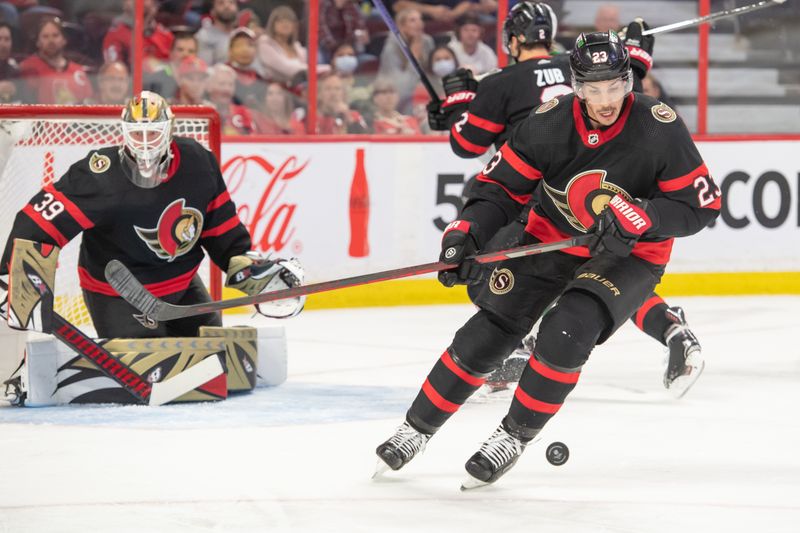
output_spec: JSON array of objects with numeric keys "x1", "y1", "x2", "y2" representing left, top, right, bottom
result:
[{"x1": 0, "y1": 104, "x2": 223, "y2": 329}]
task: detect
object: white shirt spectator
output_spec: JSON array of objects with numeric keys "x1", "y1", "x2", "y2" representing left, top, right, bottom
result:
[{"x1": 448, "y1": 38, "x2": 497, "y2": 76}]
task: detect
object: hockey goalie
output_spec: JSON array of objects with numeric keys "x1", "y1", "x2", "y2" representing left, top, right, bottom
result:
[{"x1": 0, "y1": 91, "x2": 304, "y2": 406}]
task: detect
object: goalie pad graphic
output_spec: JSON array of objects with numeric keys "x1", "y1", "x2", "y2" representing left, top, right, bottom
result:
[
  {"x1": 8, "y1": 239, "x2": 59, "y2": 333},
  {"x1": 200, "y1": 326, "x2": 258, "y2": 392}
]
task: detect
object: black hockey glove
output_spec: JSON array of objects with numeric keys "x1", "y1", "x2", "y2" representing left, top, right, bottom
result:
[
  {"x1": 428, "y1": 68, "x2": 478, "y2": 131},
  {"x1": 438, "y1": 220, "x2": 485, "y2": 287},
  {"x1": 588, "y1": 195, "x2": 658, "y2": 257},
  {"x1": 623, "y1": 18, "x2": 654, "y2": 79}
]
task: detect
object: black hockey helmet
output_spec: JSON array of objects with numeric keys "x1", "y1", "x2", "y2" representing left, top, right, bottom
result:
[
  {"x1": 503, "y1": 2, "x2": 558, "y2": 53},
  {"x1": 570, "y1": 30, "x2": 631, "y2": 82}
]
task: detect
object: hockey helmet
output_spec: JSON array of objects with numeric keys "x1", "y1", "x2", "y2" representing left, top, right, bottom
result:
[
  {"x1": 570, "y1": 31, "x2": 633, "y2": 101},
  {"x1": 119, "y1": 91, "x2": 175, "y2": 188},
  {"x1": 502, "y1": 2, "x2": 558, "y2": 54}
]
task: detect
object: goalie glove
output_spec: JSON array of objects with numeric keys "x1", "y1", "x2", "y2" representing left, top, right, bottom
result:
[{"x1": 226, "y1": 252, "x2": 305, "y2": 319}]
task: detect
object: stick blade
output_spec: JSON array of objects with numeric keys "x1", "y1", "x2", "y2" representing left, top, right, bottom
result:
[{"x1": 104, "y1": 260, "x2": 161, "y2": 317}]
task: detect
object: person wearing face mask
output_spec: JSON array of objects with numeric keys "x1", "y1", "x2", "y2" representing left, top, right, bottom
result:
[{"x1": 320, "y1": 0, "x2": 370, "y2": 62}]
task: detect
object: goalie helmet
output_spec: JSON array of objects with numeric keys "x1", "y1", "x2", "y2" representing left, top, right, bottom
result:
[
  {"x1": 502, "y1": 2, "x2": 558, "y2": 53},
  {"x1": 119, "y1": 91, "x2": 175, "y2": 188},
  {"x1": 570, "y1": 31, "x2": 633, "y2": 98}
]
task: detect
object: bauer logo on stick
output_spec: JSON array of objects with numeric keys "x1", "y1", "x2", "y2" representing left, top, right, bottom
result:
[{"x1": 489, "y1": 268, "x2": 514, "y2": 295}]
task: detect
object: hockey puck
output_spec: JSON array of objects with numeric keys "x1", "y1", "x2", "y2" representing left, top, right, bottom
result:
[{"x1": 545, "y1": 442, "x2": 569, "y2": 466}]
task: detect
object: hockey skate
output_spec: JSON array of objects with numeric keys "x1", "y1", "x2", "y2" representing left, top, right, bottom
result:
[
  {"x1": 461, "y1": 423, "x2": 527, "y2": 490},
  {"x1": 484, "y1": 335, "x2": 535, "y2": 393},
  {"x1": 663, "y1": 307, "x2": 704, "y2": 399},
  {"x1": 374, "y1": 421, "x2": 431, "y2": 478}
]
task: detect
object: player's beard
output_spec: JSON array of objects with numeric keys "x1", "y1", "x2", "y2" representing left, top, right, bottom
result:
[{"x1": 585, "y1": 101, "x2": 622, "y2": 128}]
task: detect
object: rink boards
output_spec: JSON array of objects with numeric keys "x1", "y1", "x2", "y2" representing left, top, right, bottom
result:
[{"x1": 215, "y1": 137, "x2": 800, "y2": 307}]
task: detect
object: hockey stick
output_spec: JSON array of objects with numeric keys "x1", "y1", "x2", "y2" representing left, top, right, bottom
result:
[
  {"x1": 1, "y1": 278, "x2": 223, "y2": 406},
  {"x1": 105, "y1": 235, "x2": 593, "y2": 325},
  {"x1": 371, "y1": 0, "x2": 441, "y2": 102},
  {"x1": 643, "y1": 0, "x2": 786, "y2": 36}
]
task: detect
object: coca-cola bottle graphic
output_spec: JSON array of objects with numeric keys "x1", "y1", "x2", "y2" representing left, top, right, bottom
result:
[{"x1": 348, "y1": 148, "x2": 370, "y2": 257}]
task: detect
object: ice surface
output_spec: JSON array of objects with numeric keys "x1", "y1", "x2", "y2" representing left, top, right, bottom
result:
[{"x1": 1, "y1": 297, "x2": 799, "y2": 532}]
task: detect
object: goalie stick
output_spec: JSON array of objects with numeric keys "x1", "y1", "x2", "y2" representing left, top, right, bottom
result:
[
  {"x1": 105, "y1": 235, "x2": 593, "y2": 325},
  {"x1": 1, "y1": 277, "x2": 223, "y2": 406},
  {"x1": 643, "y1": 0, "x2": 786, "y2": 36}
]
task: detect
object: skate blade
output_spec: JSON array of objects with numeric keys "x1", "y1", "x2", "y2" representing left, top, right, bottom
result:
[
  {"x1": 372, "y1": 459, "x2": 391, "y2": 480},
  {"x1": 460, "y1": 474, "x2": 490, "y2": 491},
  {"x1": 667, "y1": 357, "x2": 705, "y2": 399}
]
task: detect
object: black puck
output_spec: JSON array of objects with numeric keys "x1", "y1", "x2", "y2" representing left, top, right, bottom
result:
[{"x1": 545, "y1": 441, "x2": 569, "y2": 466}]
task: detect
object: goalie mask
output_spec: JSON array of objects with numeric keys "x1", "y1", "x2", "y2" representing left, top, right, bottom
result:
[{"x1": 120, "y1": 91, "x2": 175, "y2": 189}]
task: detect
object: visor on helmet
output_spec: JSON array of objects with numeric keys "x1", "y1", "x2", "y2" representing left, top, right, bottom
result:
[{"x1": 120, "y1": 91, "x2": 174, "y2": 188}]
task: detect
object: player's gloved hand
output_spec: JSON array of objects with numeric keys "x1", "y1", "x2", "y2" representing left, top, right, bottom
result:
[
  {"x1": 426, "y1": 99, "x2": 449, "y2": 131},
  {"x1": 622, "y1": 18, "x2": 654, "y2": 78},
  {"x1": 440, "y1": 68, "x2": 477, "y2": 115},
  {"x1": 226, "y1": 252, "x2": 305, "y2": 319},
  {"x1": 588, "y1": 195, "x2": 658, "y2": 257},
  {"x1": 438, "y1": 220, "x2": 485, "y2": 287}
]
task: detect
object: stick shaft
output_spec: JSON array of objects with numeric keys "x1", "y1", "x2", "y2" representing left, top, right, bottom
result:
[
  {"x1": 643, "y1": 0, "x2": 781, "y2": 35},
  {"x1": 371, "y1": 0, "x2": 440, "y2": 101}
]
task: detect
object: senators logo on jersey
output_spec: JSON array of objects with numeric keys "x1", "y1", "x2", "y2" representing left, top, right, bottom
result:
[
  {"x1": 134, "y1": 199, "x2": 204, "y2": 261},
  {"x1": 543, "y1": 170, "x2": 632, "y2": 232}
]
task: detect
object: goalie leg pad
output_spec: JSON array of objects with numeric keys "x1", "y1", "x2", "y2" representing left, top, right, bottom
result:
[
  {"x1": 8, "y1": 239, "x2": 60, "y2": 332},
  {"x1": 200, "y1": 325, "x2": 259, "y2": 392}
]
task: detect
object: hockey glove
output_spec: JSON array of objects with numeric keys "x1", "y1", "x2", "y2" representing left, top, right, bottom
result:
[
  {"x1": 226, "y1": 252, "x2": 305, "y2": 319},
  {"x1": 588, "y1": 195, "x2": 658, "y2": 257},
  {"x1": 622, "y1": 18, "x2": 654, "y2": 79},
  {"x1": 426, "y1": 99, "x2": 449, "y2": 131},
  {"x1": 432, "y1": 68, "x2": 478, "y2": 129},
  {"x1": 438, "y1": 220, "x2": 485, "y2": 287}
]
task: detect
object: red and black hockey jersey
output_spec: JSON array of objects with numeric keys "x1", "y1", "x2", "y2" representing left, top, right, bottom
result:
[
  {"x1": 449, "y1": 54, "x2": 573, "y2": 158},
  {"x1": 462, "y1": 92, "x2": 721, "y2": 265},
  {"x1": 0, "y1": 137, "x2": 250, "y2": 297}
]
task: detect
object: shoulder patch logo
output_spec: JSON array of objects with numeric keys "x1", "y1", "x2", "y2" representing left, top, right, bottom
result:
[
  {"x1": 651, "y1": 103, "x2": 677, "y2": 123},
  {"x1": 489, "y1": 268, "x2": 515, "y2": 295},
  {"x1": 134, "y1": 198, "x2": 204, "y2": 261},
  {"x1": 89, "y1": 153, "x2": 111, "y2": 173},
  {"x1": 535, "y1": 98, "x2": 559, "y2": 114}
]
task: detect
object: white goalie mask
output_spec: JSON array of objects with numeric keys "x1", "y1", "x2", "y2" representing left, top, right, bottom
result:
[{"x1": 119, "y1": 91, "x2": 175, "y2": 188}]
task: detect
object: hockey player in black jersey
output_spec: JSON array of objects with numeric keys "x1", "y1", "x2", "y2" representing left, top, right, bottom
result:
[
  {"x1": 429, "y1": 2, "x2": 701, "y2": 397},
  {"x1": 0, "y1": 91, "x2": 303, "y2": 339},
  {"x1": 376, "y1": 31, "x2": 720, "y2": 488}
]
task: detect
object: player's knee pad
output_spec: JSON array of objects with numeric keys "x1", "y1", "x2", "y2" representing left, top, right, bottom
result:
[
  {"x1": 535, "y1": 290, "x2": 610, "y2": 370},
  {"x1": 451, "y1": 309, "x2": 529, "y2": 373}
]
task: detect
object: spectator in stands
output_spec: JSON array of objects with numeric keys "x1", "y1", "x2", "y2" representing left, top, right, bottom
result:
[
  {"x1": 391, "y1": 0, "x2": 498, "y2": 23},
  {"x1": 330, "y1": 42, "x2": 370, "y2": 106},
  {"x1": 103, "y1": 0, "x2": 174, "y2": 72},
  {"x1": 258, "y1": 6, "x2": 312, "y2": 84},
  {"x1": 173, "y1": 55, "x2": 212, "y2": 105},
  {"x1": 378, "y1": 8, "x2": 434, "y2": 115},
  {"x1": 642, "y1": 73, "x2": 679, "y2": 112},
  {"x1": 196, "y1": 0, "x2": 239, "y2": 67},
  {"x1": 428, "y1": 44, "x2": 459, "y2": 96},
  {"x1": 320, "y1": 0, "x2": 369, "y2": 62},
  {"x1": 145, "y1": 31, "x2": 199, "y2": 101},
  {"x1": 594, "y1": 4, "x2": 621, "y2": 32},
  {"x1": 0, "y1": 21, "x2": 20, "y2": 103},
  {"x1": 448, "y1": 14, "x2": 496, "y2": 76},
  {"x1": 252, "y1": 81, "x2": 305, "y2": 134},
  {"x1": 371, "y1": 78, "x2": 421, "y2": 135},
  {"x1": 227, "y1": 26, "x2": 266, "y2": 108},
  {"x1": 206, "y1": 63, "x2": 255, "y2": 134},
  {"x1": 316, "y1": 72, "x2": 368, "y2": 134},
  {"x1": 20, "y1": 18, "x2": 94, "y2": 105},
  {"x1": 93, "y1": 61, "x2": 130, "y2": 105}
]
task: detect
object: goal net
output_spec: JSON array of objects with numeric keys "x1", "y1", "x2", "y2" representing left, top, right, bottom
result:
[{"x1": 0, "y1": 105, "x2": 223, "y2": 333}]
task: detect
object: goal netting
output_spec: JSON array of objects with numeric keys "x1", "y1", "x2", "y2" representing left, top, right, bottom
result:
[{"x1": 0, "y1": 105, "x2": 223, "y2": 333}]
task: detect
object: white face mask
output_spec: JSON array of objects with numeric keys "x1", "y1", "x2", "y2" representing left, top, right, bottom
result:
[
  {"x1": 432, "y1": 58, "x2": 456, "y2": 77},
  {"x1": 334, "y1": 55, "x2": 358, "y2": 75}
]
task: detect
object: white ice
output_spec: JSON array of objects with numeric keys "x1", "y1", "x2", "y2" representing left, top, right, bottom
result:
[{"x1": 1, "y1": 296, "x2": 799, "y2": 533}]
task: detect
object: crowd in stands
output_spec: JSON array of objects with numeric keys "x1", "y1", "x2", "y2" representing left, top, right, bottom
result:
[{"x1": 0, "y1": 0, "x2": 682, "y2": 135}]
